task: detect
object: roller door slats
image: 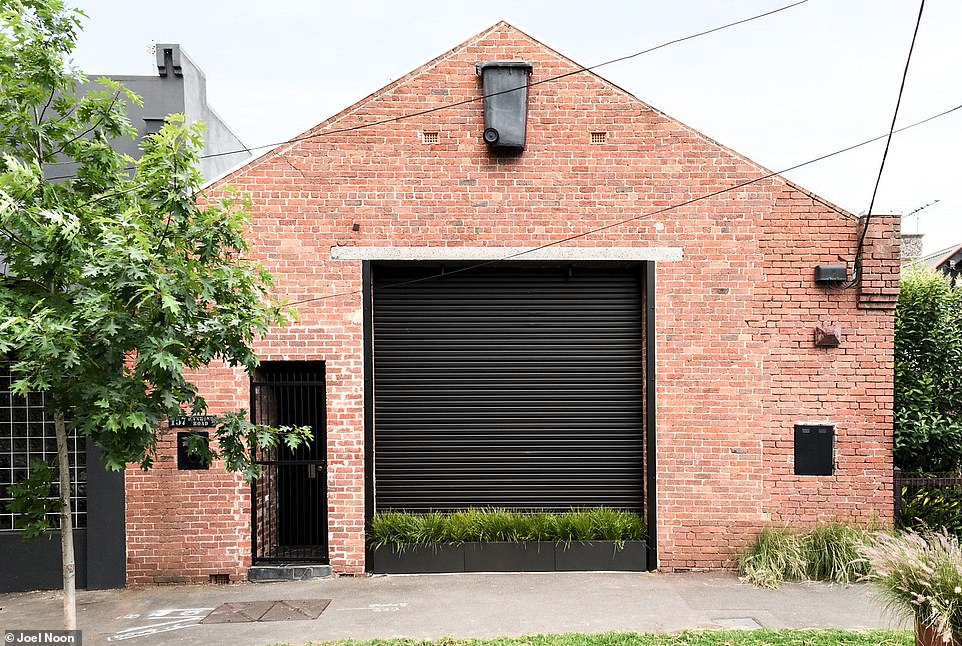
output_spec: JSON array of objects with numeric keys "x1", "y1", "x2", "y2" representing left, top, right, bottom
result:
[
  {"x1": 373, "y1": 263, "x2": 644, "y2": 512},
  {"x1": 373, "y1": 422, "x2": 641, "y2": 429}
]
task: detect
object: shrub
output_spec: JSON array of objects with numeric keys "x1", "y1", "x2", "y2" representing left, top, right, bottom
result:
[
  {"x1": 367, "y1": 508, "x2": 646, "y2": 547},
  {"x1": 860, "y1": 528, "x2": 962, "y2": 642},
  {"x1": 901, "y1": 486, "x2": 962, "y2": 537},
  {"x1": 737, "y1": 523, "x2": 872, "y2": 587},
  {"x1": 895, "y1": 270, "x2": 962, "y2": 473}
]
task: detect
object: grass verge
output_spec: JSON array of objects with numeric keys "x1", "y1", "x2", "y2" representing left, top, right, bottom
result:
[{"x1": 297, "y1": 629, "x2": 911, "y2": 645}]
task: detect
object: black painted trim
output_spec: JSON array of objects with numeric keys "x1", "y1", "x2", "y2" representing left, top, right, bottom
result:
[
  {"x1": 645, "y1": 261, "x2": 658, "y2": 571},
  {"x1": 362, "y1": 261, "x2": 375, "y2": 571}
]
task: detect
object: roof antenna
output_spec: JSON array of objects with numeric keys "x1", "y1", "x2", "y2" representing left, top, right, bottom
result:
[{"x1": 904, "y1": 199, "x2": 940, "y2": 234}]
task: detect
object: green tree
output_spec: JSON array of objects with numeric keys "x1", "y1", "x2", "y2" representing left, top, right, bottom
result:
[
  {"x1": 895, "y1": 269, "x2": 962, "y2": 472},
  {"x1": 0, "y1": 0, "x2": 309, "y2": 628}
]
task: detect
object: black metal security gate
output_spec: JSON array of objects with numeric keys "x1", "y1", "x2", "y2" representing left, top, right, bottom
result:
[
  {"x1": 371, "y1": 262, "x2": 645, "y2": 512},
  {"x1": 251, "y1": 362, "x2": 328, "y2": 563}
]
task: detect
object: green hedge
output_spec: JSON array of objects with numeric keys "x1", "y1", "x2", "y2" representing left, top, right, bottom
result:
[
  {"x1": 368, "y1": 508, "x2": 646, "y2": 547},
  {"x1": 895, "y1": 270, "x2": 962, "y2": 473}
]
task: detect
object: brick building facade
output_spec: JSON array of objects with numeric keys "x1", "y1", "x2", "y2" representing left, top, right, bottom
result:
[{"x1": 124, "y1": 22, "x2": 899, "y2": 583}]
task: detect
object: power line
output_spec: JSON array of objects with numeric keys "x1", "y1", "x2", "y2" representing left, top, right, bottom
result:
[
  {"x1": 43, "y1": 0, "x2": 809, "y2": 180},
  {"x1": 203, "y1": 0, "x2": 810, "y2": 161},
  {"x1": 852, "y1": 0, "x2": 925, "y2": 280},
  {"x1": 283, "y1": 100, "x2": 962, "y2": 307},
  {"x1": 22, "y1": 0, "x2": 948, "y2": 305}
]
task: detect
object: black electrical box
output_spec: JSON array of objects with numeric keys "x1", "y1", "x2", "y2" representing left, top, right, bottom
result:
[
  {"x1": 177, "y1": 431, "x2": 210, "y2": 470},
  {"x1": 814, "y1": 264, "x2": 847, "y2": 283},
  {"x1": 476, "y1": 60, "x2": 532, "y2": 150},
  {"x1": 794, "y1": 424, "x2": 834, "y2": 475}
]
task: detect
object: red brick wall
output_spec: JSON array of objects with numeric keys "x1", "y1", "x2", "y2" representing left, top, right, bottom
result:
[
  {"x1": 124, "y1": 22, "x2": 899, "y2": 580},
  {"x1": 125, "y1": 365, "x2": 252, "y2": 585}
]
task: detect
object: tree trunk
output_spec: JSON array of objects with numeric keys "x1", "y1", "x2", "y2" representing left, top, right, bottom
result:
[{"x1": 54, "y1": 411, "x2": 77, "y2": 630}]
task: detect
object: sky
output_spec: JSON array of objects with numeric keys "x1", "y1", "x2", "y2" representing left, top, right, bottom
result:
[{"x1": 70, "y1": 0, "x2": 961, "y2": 256}]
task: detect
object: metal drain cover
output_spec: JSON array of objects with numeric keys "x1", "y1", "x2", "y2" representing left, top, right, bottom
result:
[
  {"x1": 261, "y1": 600, "x2": 332, "y2": 621},
  {"x1": 201, "y1": 599, "x2": 331, "y2": 624}
]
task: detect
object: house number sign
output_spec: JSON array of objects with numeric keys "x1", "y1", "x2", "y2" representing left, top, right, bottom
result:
[{"x1": 169, "y1": 414, "x2": 217, "y2": 428}]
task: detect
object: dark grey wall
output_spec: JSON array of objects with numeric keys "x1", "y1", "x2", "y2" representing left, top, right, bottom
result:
[
  {"x1": 85, "y1": 444, "x2": 126, "y2": 589},
  {"x1": 87, "y1": 72, "x2": 184, "y2": 166},
  {"x1": 0, "y1": 531, "x2": 88, "y2": 593},
  {"x1": 45, "y1": 43, "x2": 249, "y2": 182},
  {"x1": 174, "y1": 45, "x2": 250, "y2": 180},
  {"x1": 0, "y1": 442, "x2": 125, "y2": 593}
]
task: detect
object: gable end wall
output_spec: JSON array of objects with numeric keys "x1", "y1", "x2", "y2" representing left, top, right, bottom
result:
[{"x1": 123, "y1": 24, "x2": 897, "y2": 582}]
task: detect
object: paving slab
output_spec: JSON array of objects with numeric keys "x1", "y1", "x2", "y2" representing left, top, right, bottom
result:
[{"x1": 0, "y1": 572, "x2": 907, "y2": 646}]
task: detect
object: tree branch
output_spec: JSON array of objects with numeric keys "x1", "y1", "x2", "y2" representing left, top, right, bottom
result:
[
  {"x1": 32, "y1": 106, "x2": 44, "y2": 168},
  {"x1": 37, "y1": 89, "x2": 55, "y2": 124},
  {"x1": 43, "y1": 91, "x2": 122, "y2": 163},
  {"x1": 79, "y1": 181, "x2": 145, "y2": 208},
  {"x1": 50, "y1": 103, "x2": 77, "y2": 125},
  {"x1": 154, "y1": 211, "x2": 174, "y2": 257},
  {"x1": 30, "y1": 90, "x2": 58, "y2": 168},
  {"x1": 152, "y1": 150, "x2": 182, "y2": 256},
  {"x1": 0, "y1": 275, "x2": 48, "y2": 292},
  {"x1": 0, "y1": 226, "x2": 37, "y2": 252}
]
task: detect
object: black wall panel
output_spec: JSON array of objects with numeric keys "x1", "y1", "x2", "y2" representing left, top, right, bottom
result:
[
  {"x1": 372, "y1": 263, "x2": 644, "y2": 511},
  {"x1": 0, "y1": 530, "x2": 87, "y2": 593}
]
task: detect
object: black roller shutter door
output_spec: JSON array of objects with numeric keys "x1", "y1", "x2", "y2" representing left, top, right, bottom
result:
[{"x1": 372, "y1": 263, "x2": 644, "y2": 511}]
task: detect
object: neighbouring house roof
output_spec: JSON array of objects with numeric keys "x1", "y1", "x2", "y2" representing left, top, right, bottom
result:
[
  {"x1": 903, "y1": 242, "x2": 962, "y2": 279},
  {"x1": 920, "y1": 243, "x2": 962, "y2": 270}
]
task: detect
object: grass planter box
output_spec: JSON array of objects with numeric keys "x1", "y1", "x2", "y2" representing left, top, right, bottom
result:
[
  {"x1": 368, "y1": 544, "x2": 464, "y2": 574},
  {"x1": 465, "y1": 541, "x2": 556, "y2": 571},
  {"x1": 370, "y1": 541, "x2": 646, "y2": 573},
  {"x1": 556, "y1": 540, "x2": 646, "y2": 571}
]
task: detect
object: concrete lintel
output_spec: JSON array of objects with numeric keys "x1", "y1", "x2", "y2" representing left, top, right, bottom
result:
[{"x1": 330, "y1": 246, "x2": 684, "y2": 262}]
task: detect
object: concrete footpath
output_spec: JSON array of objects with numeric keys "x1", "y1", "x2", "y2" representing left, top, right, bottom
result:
[{"x1": 0, "y1": 572, "x2": 905, "y2": 646}]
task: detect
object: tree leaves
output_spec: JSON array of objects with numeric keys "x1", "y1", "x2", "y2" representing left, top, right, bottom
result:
[
  {"x1": 0, "y1": 0, "x2": 308, "y2": 537},
  {"x1": 7, "y1": 459, "x2": 56, "y2": 541},
  {"x1": 177, "y1": 415, "x2": 313, "y2": 482}
]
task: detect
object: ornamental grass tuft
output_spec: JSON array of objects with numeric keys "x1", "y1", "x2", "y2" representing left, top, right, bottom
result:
[
  {"x1": 367, "y1": 508, "x2": 646, "y2": 548},
  {"x1": 737, "y1": 523, "x2": 871, "y2": 588},
  {"x1": 859, "y1": 528, "x2": 962, "y2": 643}
]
